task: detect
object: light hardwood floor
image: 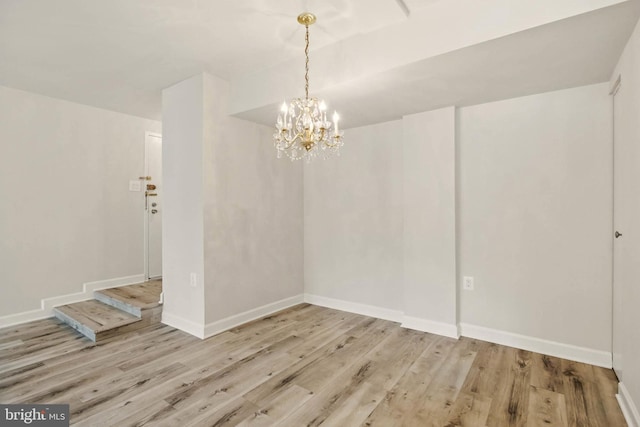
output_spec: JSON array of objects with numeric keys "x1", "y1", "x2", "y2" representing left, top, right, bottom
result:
[{"x1": 0, "y1": 304, "x2": 626, "y2": 426}]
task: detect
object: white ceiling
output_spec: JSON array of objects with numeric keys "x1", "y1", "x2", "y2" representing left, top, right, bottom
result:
[
  {"x1": 0, "y1": 0, "x2": 638, "y2": 127},
  {"x1": 238, "y1": 0, "x2": 640, "y2": 128}
]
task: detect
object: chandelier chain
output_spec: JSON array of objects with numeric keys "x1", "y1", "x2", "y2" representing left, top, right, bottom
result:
[{"x1": 304, "y1": 24, "x2": 310, "y2": 100}]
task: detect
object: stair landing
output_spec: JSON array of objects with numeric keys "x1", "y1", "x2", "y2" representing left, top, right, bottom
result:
[
  {"x1": 54, "y1": 280, "x2": 162, "y2": 342},
  {"x1": 95, "y1": 280, "x2": 162, "y2": 316}
]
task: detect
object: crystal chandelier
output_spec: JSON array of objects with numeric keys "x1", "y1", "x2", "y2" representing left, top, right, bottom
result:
[{"x1": 274, "y1": 13, "x2": 344, "y2": 162}]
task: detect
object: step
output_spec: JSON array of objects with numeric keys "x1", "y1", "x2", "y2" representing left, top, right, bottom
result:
[
  {"x1": 54, "y1": 300, "x2": 142, "y2": 342},
  {"x1": 94, "y1": 280, "x2": 162, "y2": 317}
]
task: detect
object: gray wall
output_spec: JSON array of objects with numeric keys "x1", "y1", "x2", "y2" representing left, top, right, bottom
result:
[
  {"x1": 202, "y1": 73, "x2": 303, "y2": 324},
  {"x1": 403, "y1": 108, "x2": 457, "y2": 334},
  {"x1": 161, "y1": 73, "x2": 303, "y2": 332},
  {"x1": 0, "y1": 85, "x2": 160, "y2": 317},
  {"x1": 304, "y1": 120, "x2": 404, "y2": 312},
  {"x1": 458, "y1": 83, "x2": 613, "y2": 352},
  {"x1": 304, "y1": 82, "x2": 613, "y2": 353}
]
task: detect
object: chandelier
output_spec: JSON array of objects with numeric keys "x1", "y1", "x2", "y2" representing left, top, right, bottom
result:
[{"x1": 274, "y1": 12, "x2": 344, "y2": 162}]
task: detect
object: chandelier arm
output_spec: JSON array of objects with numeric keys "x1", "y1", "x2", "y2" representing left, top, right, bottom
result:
[{"x1": 279, "y1": 131, "x2": 305, "y2": 149}]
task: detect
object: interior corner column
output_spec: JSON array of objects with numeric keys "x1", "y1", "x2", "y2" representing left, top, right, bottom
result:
[
  {"x1": 160, "y1": 73, "x2": 207, "y2": 337},
  {"x1": 402, "y1": 106, "x2": 458, "y2": 338}
]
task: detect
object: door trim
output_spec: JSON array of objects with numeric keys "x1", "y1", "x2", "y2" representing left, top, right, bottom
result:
[
  {"x1": 144, "y1": 131, "x2": 162, "y2": 281},
  {"x1": 611, "y1": 79, "x2": 618, "y2": 371},
  {"x1": 610, "y1": 74, "x2": 621, "y2": 96}
]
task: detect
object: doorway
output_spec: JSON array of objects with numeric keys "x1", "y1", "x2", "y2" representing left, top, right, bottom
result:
[
  {"x1": 611, "y1": 74, "x2": 635, "y2": 382},
  {"x1": 144, "y1": 132, "x2": 162, "y2": 280}
]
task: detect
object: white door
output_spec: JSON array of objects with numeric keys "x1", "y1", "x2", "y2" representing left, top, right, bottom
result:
[
  {"x1": 612, "y1": 76, "x2": 637, "y2": 380},
  {"x1": 145, "y1": 132, "x2": 162, "y2": 280}
]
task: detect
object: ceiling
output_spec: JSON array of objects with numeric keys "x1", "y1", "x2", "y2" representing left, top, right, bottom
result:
[{"x1": 1, "y1": 0, "x2": 638, "y2": 128}]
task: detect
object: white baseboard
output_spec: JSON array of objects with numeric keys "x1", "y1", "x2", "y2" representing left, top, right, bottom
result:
[
  {"x1": 161, "y1": 312, "x2": 205, "y2": 339},
  {"x1": 303, "y1": 293, "x2": 459, "y2": 338},
  {"x1": 0, "y1": 308, "x2": 51, "y2": 329},
  {"x1": 203, "y1": 294, "x2": 305, "y2": 339},
  {"x1": 303, "y1": 293, "x2": 403, "y2": 323},
  {"x1": 402, "y1": 316, "x2": 460, "y2": 339},
  {"x1": 0, "y1": 274, "x2": 146, "y2": 329},
  {"x1": 617, "y1": 382, "x2": 640, "y2": 427},
  {"x1": 42, "y1": 274, "x2": 146, "y2": 312},
  {"x1": 459, "y1": 323, "x2": 612, "y2": 368}
]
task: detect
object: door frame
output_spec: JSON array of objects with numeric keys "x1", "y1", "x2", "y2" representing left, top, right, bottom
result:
[{"x1": 144, "y1": 131, "x2": 162, "y2": 281}]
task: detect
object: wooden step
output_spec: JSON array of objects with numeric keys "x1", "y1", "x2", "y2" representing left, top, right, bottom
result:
[
  {"x1": 54, "y1": 280, "x2": 163, "y2": 342},
  {"x1": 94, "y1": 280, "x2": 162, "y2": 317},
  {"x1": 53, "y1": 300, "x2": 142, "y2": 342}
]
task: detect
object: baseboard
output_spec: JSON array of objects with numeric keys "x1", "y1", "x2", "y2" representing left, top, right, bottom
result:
[
  {"x1": 303, "y1": 294, "x2": 460, "y2": 338},
  {"x1": 303, "y1": 293, "x2": 403, "y2": 323},
  {"x1": 402, "y1": 316, "x2": 460, "y2": 339},
  {"x1": 42, "y1": 274, "x2": 146, "y2": 312},
  {"x1": 161, "y1": 312, "x2": 205, "y2": 339},
  {"x1": 203, "y1": 294, "x2": 305, "y2": 339},
  {"x1": 459, "y1": 323, "x2": 612, "y2": 368},
  {"x1": 0, "y1": 274, "x2": 146, "y2": 329},
  {"x1": 617, "y1": 382, "x2": 640, "y2": 427},
  {"x1": 0, "y1": 308, "x2": 51, "y2": 329}
]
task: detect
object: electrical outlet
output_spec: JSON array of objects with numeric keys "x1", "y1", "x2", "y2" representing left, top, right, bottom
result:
[
  {"x1": 190, "y1": 273, "x2": 197, "y2": 288},
  {"x1": 463, "y1": 276, "x2": 474, "y2": 290}
]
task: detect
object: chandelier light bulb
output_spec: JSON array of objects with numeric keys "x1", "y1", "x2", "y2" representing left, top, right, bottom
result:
[
  {"x1": 281, "y1": 101, "x2": 288, "y2": 125},
  {"x1": 319, "y1": 100, "x2": 327, "y2": 111}
]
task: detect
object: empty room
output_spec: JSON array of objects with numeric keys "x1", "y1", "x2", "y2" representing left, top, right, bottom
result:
[{"x1": 1, "y1": 0, "x2": 640, "y2": 426}]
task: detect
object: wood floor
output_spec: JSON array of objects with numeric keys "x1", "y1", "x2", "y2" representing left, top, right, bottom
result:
[{"x1": 0, "y1": 304, "x2": 626, "y2": 426}]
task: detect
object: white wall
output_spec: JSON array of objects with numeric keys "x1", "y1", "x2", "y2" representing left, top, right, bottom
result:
[
  {"x1": 304, "y1": 120, "x2": 404, "y2": 315},
  {"x1": 304, "y1": 83, "x2": 613, "y2": 363},
  {"x1": 161, "y1": 75, "x2": 206, "y2": 329},
  {"x1": 161, "y1": 73, "x2": 303, "y2": 336},
  {"x1": 403, "y1": 108, "x2": 457, "y2": 336},
  {"x1": 610, "y1": 17, "x2": 640, "y2": 424},
  {"x1": 0, "y1": 85, "x2": 160, "y2": 317},
  {"x1": 202, "y1": 73, "x2": 304, "y2": 325},
  {"x1": 458, "y1": 83, "x2": 613, "y2": 353},
  {"x1": 304, "y1": 109, "x2": 458, "y2": 336}
]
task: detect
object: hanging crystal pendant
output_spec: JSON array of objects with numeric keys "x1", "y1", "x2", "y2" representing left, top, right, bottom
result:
[{"x1": 273, "y1": 13, "x2": 344, "y2": 162}]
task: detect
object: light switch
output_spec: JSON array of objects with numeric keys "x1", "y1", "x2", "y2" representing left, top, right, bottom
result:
[{"x1": 129, "y1": 180, "x2": 141, "y2": 192}]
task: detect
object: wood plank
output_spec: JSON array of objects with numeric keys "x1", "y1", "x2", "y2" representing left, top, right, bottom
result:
[
  {"x1": 561, "y1": 359, "x2": 615, "y2": 427},
  {"x1": 54, "y1": 300, "x2": 141, "y2": 342},
  {"x1": 0, "y1": 307, "x2": 627, "y2": 426},
  {"x1": 70, "y1": 362, "x2": 189, "y2": 422},
  {"x1": 444, "y1": 392, "x2": 492, "y2": 427},
  {"x1": 2, "y1": 328, "x2": 190, "y2": 403},
  {"x1": 530, "y1": 353, "x2": 565, "y2": 394},
  {"x1": 317, "y1": 331, "x2": 443, "y2": 426},
  {"x1": 0, "y1": 319, "x2": 62, "y2": 344},
  {"x1": 526, "y1": 385, "x2": 568, "y2": 427},
  {"x1": 93, "y1": 280, "x2": 162, "y2": 316},
  {"x1": 362, "y1": 338, "x2": 457, "y2": 426},
  {"x1": 0, "y1": 324, "x2": 174, "y2": 390},
  {"x1": 407, "y1": 338, "x2": 479, "y2": 426},
  {"x1": 592, "y1": 365, "x2": 628, "y2": 426},
  {"x1": 236, "y1": 384, "x2": 314, "y2": 427}
]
